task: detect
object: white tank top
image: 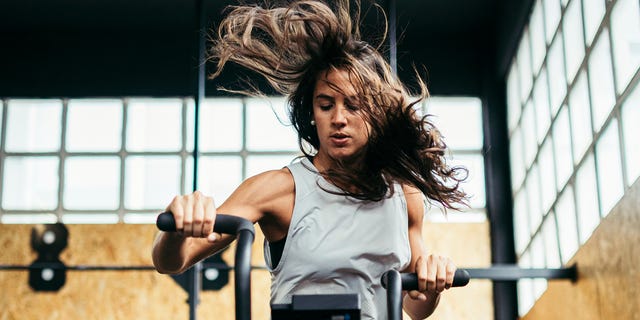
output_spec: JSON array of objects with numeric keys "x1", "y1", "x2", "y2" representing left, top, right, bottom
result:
[{"x1": 264, "y1": 157, "x2": 411, "y2": 319}]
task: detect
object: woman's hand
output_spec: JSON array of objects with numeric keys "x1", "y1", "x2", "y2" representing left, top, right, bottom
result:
[
  {"x1": 407, "y1": 254, "x2": 457, "y2": 301},
  {"x1": 165, "y1": 190, "x2": 219, "y2": 243}
]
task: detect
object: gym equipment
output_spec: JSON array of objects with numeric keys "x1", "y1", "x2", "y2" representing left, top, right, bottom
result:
[{"x1": 156, "y1": 212, "x2": 470, "y2": 320}]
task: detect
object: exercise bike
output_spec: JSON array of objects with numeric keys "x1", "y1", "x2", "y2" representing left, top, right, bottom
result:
[{"x1": 157, "y1": 213, "x2": 469, "y2": 320}]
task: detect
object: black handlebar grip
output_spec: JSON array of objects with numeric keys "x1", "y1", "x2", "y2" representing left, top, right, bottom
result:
[
  {"x1": 156, "y1": 211, "x2": 254, "y2": 236},
  {"x1": 399, "y1": 269, "x2": 470, "y2": 290},
  {"x1": 156, "y1": 212, "x2": 176, "y2": 231}
]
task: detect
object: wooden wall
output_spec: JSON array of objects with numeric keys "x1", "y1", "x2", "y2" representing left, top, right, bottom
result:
[
  {"x1": 522, "y1": 180, "x2": 640, "y2": 320},
  {"x1": 0, "y1": 219, "x2": 492, "y2": 319}
]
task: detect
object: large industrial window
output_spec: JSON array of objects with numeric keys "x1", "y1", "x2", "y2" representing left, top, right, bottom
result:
[
  {"x1": 507, "y1": 0, "x2": 640, "y2": 315},
  {"x1": 0, "y1": 96, "x2": 485, "y2": 223}
]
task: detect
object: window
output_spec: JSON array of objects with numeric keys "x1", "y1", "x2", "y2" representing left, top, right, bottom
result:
[
  {"x1": 595, "y1": 120, "x2": 624, "y2": 216},
  {"x1": 610, "y1": 0, "x2": 640, "y2": 94},
  {"x1": 588, "y1": 31, "x2": 616, "y2": 132},
  {"x1": 423, "y1": 97, "x2": 486, "y2": 221},
  {"x1": 508, "y1": 0, "x2": 640, "y2": 314},
  {"x1": 563, "y1": 0, "x2": 585, "y2": 84},
  {"x1": 1, "y1": 96, "x2": 486, "y2": 224},
  {"x1": 621, "y1": 82, "x2": 640, "y2": 186}
]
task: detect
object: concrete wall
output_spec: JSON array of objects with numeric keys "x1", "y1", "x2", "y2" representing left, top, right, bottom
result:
[
  {"x1": 522, "y1": 180, "x2": 640, "y2": 320},
  {"x1": 0, "y1": 219, "x2": 492, "y2": 319}
]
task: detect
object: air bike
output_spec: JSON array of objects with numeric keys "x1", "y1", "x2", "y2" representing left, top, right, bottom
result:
[{"x1": 157, "y1": 212, "x2": 470, "y2": 320}]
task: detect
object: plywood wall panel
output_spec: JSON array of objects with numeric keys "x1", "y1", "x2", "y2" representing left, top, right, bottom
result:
[
  {"x1": 523, "y1": 180, "x2": 640, "y2": 320},
  {"x1": 0, "y1": 219, "x2": 492, "y2": 319}
]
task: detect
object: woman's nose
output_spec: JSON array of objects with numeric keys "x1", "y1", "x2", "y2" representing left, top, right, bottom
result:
[{"x1": 331, "y1": 106, "x2": 347, "y2": 125}]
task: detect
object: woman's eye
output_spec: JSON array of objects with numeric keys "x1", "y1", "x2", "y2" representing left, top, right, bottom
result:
[
  {"x1": 320, "y1": 105, "x2": 332, "y2": 111},
  {"x1": 347, "y1": 105, "x2": 360, "y2": 111}
]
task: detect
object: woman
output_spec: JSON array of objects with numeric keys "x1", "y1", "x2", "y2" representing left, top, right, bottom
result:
[{"x1": 152, "y1": 1, "x2": 467, "y2": 319}]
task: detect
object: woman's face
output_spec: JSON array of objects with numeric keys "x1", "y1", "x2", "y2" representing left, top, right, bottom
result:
[{"x1": 312, "y1": 68, "x2": 370, "y2": 168}]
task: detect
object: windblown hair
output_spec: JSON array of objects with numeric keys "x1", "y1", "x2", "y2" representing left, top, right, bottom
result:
[{"x1": 209, "y1": 0, "x2": 467, "y2": 209}]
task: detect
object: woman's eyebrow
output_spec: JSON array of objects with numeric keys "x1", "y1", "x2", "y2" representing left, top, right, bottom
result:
[{"x1": 315, "y1": 93, "x2": 335, "y2": 101}]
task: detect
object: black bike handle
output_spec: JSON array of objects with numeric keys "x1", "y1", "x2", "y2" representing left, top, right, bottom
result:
[
  {"x1": 382, "y1": 269, "x2": 470, "y2": 290},
  {"x1": 156, "y1": 211, "x2": 254, "y2": 236}
]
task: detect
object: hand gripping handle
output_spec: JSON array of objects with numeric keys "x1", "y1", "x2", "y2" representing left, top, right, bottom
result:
[{"x1": 156, "y1": 211, "x2": 254, "y2": 320}]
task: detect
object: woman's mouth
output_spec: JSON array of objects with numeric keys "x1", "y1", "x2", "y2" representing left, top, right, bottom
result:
[{"x1": 330, "y1": 133, "x2": 350, "y2": 146}]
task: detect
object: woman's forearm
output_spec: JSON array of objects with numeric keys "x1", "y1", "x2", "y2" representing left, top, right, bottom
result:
[
  {"x1": 403, "y1": 291, "x2": 441, "y2": 320},
  {"x1": 152, "y1": 231, "x2": 191, "y2": 274}
]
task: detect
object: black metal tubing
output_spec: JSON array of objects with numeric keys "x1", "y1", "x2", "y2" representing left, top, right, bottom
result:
[
  {"x1": 383, "y1": 270, "x2": 403, "y2": 320},
  {"x1": 235, "y1": 230, "x2": 254, "y2": 320},
  {"x1": 0, "y1": 263, "x2": 268, "y2": 271},
  {"x1": 466, "y1": 264, "x2": 578, "y2": 282},
  {"x1": 157, "y1": 213, "x2": 255, "y2": 320},
  {"x1": 381, "y1": 266, "x2": 576, "y2": 320},
  {"x1": 381, "y1": 269, "x2": 472, "y2": 320}
]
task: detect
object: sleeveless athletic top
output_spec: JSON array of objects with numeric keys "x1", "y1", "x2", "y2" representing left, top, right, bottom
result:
[{"x1": 264, "y1": 157, "x2": 411, "y2": 319}]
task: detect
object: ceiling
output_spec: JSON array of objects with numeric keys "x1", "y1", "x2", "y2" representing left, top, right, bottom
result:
[{"x1": 0, "y1": 0, "x2": 533, "y2": 98}]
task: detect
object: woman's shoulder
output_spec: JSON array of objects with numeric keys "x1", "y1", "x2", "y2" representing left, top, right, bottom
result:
[{"x1": 244, "y1": 167, "x2": 295, "y2": 194}]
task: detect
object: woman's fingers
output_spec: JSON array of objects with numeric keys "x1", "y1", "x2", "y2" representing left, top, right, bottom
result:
[
  {"x1": 416, "y1": 254, "x2": 457, "y2": 294},
  {"x1": 445, "y1": 257, "x2": 456, "y2": 290},
  {"x1": 203, "y1": 195, "x2": 219, "y2": 242},
  {"x1": 166, "y1": 191, "x2": 217, "y2": 239}
]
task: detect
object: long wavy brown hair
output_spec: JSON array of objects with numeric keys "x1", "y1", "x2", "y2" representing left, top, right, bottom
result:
[{"x1": 209, "y1": 0, "x2": 468, "y2": 209}]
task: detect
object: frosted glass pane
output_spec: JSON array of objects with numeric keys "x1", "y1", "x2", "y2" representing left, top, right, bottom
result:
[
  {"x1": 63, "y1": 156, "x2": 120, "y2": 210},
  {"x1": 555, "y1": 185, "x2": 579, "y2": 264},
  {"x1": 6, "y1": 100, "x2": 62, "y2": 152},
  {"x1": 542, "y1": 211, "x2": 561, "y2": 267},
  {"x1": 534, "y1": 68, "x2": 551, "y2": 144},
  {"x1": 530, "y1": 235, "x2": 548, "y2": 298},
  {"x1": 124, "y1": 156, "x2": 181, "y2": 210},
  {"x1": 2, "y1": 156, "x2": 59, "y2": 210},
  {"x1": 564, "y1": 0, "x2": 586, "y2": 83},
  {"x1": 62, "y1": 214, "x2": 119, "y2": 224},
  {"x1": 518, "y1": 28, "x2": 534, "y2": 103},
  {"x1": 553, "y1": 106, "x2": 573, "y2": 190},
  {"x1": 126, "y1": 99, "x2": 182, "y2": 152},
  {"x1": 449, "y1": 154, "x2": 485, "y2": 208},
  {"x1": 510, "y1": 127, "x2": 526, "y2": 190},
  {"x1": 543, "y1": 0, "x2": 562, "y2": 44},
  {"x1": 246, "y1": 97, "x2": 298, "y2": 151},
  {"x1": 582, "y1": 0, "x2": 606, "y2": 46},
  {"x1": 200, "y1": 99, "x2": 243, "y2": 152},
  {"x1": 197, "y1": 156, "x2": 242, "y2": 206},
  {"x1": 518, "y1": 279, "x2": 535, "y2": 317},
  {"x1": 588, "y1": 31, "x2": 616, "y2": 132},
  {"x1": 547, "y1": 32, "x2": 567, "y2": 116},
  {"x1": 66, "y1": 99, "x2": 122, "y2": 152},
  {"x1": 522, "y1": 100, "x2": 538, "y2": 167},
  {"x1": 246, "y1": 155, "x2": 297, "y2": 178},
  {"x1": 575, "y1": 153, "x2": 601, "y2": 243},
  {"x1": 123, "y1": 212, "x2": 158, "y2": 224},
  {"x1": 517, "y1": 252, "x2": 535, "y2": 317},
  {"x1": 526, "y1": 163, "x2": 543, "y2": 235},
  {"x1": 514, "y1": 189, "x2": 531, "y2": 255},
  {"x1": 569, "y1": 72, "x2": 593, "y2": 163},
  {"x1": 508, "y1": 61, "x2": 522, "y2": 132},
  {"x1": 610, "y1": 0, "x2": 640, "y2": 93},
  {"x1": 596, "y1": 120, "x2": 624, "y2": 216},
  {"x1": 2, "y1": 214, "x2": 57, "y2": 224},
  {"x1": 530, "y1": 230, "x2": 546, "y2": 268},
  {"x1": 426, "y1": 97, "x2": 483, "y2": 150},
  {"x1": 539, "y1": 138, "x2": 556, "y2": 212},
  {"x1": 530, "y1": 1, "x2": 547, "y2": 74},
  {"x1": 621, "y1": 82, "x2": 640, "y2": 186}
]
